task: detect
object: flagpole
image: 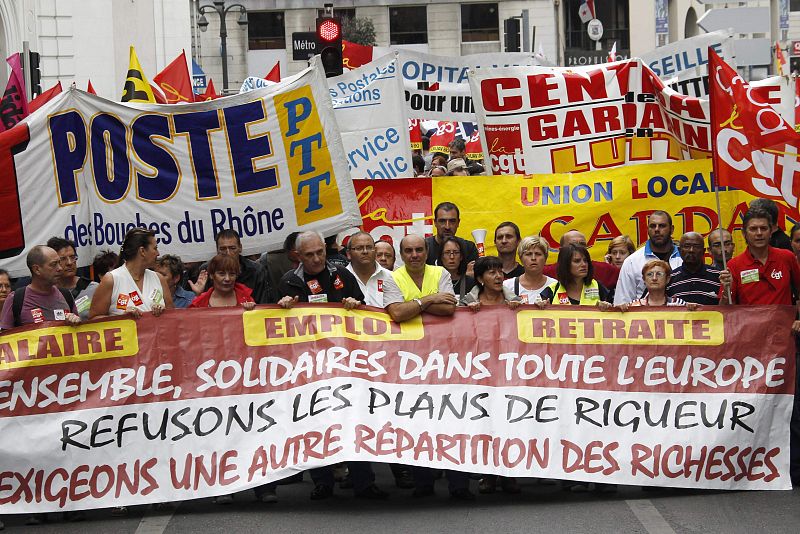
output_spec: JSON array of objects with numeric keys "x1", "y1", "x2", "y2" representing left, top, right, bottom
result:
[{"x1": 708, "y1": 46, "x2": 732, "y2": 304}]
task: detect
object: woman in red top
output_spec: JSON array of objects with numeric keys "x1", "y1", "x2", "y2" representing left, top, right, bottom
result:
[
  {"x1": 190, "y1": 254, "x2": 256, "y2": 310},
  {"x1": 190, "y1": 253, "x2": 255, "y2": 505}
]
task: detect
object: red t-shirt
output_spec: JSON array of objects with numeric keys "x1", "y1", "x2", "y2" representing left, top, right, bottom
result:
[{"x1": 719, "y1": 246, "x2": 800, "y2": 305}]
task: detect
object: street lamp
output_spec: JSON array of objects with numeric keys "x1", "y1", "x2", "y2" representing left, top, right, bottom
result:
[{"x1": 197, "y1": 0, "x2": 248, "y2": 93}]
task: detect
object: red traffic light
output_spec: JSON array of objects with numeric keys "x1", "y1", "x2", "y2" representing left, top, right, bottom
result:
[{"x1": 317, "y1": 18, "x2": 340, "y2": 42}]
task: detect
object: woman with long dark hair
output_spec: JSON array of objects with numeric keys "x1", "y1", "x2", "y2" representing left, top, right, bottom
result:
[
  {"x1": 540, "y1": 243, "x2": 612, "y2": 309},
  {"x1": 438, "y1": 236, "x2": 475, "y2": 303},
  {"x1": 89, "y1": 228, "x2": 173, "y2": 319}
]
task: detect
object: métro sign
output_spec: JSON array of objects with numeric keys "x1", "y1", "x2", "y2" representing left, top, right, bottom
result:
[{"x1": 292, "y1": 32, "x2": 318, "y2": 61}]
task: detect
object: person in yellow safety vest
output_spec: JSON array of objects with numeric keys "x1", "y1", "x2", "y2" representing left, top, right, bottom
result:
[
  {"x1": 384, "y1": 233, "x2": 458, "y2": 321},
  {"x1": 382, "y1": 234, "x2": 475, "y2": 501},
  {"x1": 539, "y1": 243, "x2": 613, "y2": 309}
]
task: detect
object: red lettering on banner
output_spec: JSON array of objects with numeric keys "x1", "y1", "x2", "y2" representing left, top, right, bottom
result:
[
  {"x1": 630, "y1": 444, "x2": 780, "y2": 482},
  {"x1": 564, "y1": 70, "x2": 608, "y2": 102},
  {"x1": 480, "y1": 78, "x2": 522, "y2": 112},
  {"x1": 527, "y1": 74, "x2": 560, "y2": 108}
]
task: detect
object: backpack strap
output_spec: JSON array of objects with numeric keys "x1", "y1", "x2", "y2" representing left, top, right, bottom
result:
[
  {"x1": 12, "y1": 286, "x2": 26, "y2": 327},
  {"x1": 514, "y1": 276, "x2": 520, "y2": 295},
  {"x1": 58, "y1": 287, "x2": 76, "y2": 313}
]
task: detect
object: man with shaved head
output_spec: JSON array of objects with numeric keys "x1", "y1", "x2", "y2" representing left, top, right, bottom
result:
[
  {"x1": 543, "y1": 229, "x2": 620, "y2": 289},
  {"x1": 0, "y1": 245, "x2": 81, "y2": 330},
  {"x1": 382, "y1": 234, "x2": 472, "y2": 500},
  {"x1": 665, "y1": 232, "x2": 721, "y2": 305}
]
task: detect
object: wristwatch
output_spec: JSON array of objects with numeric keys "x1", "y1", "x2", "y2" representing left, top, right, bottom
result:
[{"x1": 413, "y1": 298, "x2": 423, "y2": 309}]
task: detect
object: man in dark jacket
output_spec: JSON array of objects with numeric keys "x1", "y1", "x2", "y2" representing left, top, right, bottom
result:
[{"x1": 275, "y1": 231, "x2": 387, "y2": 501}]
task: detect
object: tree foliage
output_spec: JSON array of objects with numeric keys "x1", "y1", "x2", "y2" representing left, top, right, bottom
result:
[{"x1": 342, "y1": 17, "x2": 377, "y2": 46}]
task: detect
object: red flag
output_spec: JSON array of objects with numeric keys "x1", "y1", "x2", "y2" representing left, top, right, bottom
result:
[
  {"x1": 153, "y1": 50, "x2": 194, "y2": 104},
  {"x1": 709, "y1": 49, "x2": 800, "y2": 213},
  {"x1": 428, "y1": 122, "x2": 456, "y2": 154},
  {"x1": 196, "y1": 79, "x2": 220, "y2": 101},
  {"x1": 0, "y1": 53, "x2": 29, "y2": 132},
  {"x1": 342, "y1": 40, "x2": 373, "y2": 70},
  {"x1": 265, "y1": 62, "x2": 281, "y2": 83},
  {"x1": 29, "y1": 82, "x2": 62, "y2": 114},
  {"x1": 465, "y1": 128, "x2": 482, "y2": 160},
  {"x1": 408, "y1": 119, "x2": 422, "y2": 151},
  {"x1": 87, "y1": 80, "x2": 97, "y2": 95}
]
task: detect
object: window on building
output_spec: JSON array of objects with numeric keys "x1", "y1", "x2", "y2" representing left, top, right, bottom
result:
[
  {"x1": 461, "y1": 3, "x2": 499, "y2": 42},
  {"x1": 390, "y1": 6, "x2": 427, "y2": 45},
  {"x1": 317, "y1": 8, "x2": 355, "y2": 21},
  {"x1": 248, "y1": 11, "x2": 285, "y2": 50},
  {"x1": 564, "y1": 0, "x2": 630, "y2": 65},
  {"x1": 791, "y1": 1, "x2": 800, "y2": 12}
]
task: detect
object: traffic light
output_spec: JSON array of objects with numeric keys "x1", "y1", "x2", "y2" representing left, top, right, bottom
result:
[
  {"x1": 316, "y1": 16, "x2": 343, "y2": 77},
  {"x1": 28, "y1": 51, "x2": 42, "y2": 97},
  {"x1": 504, "y1": 18, "x2": 521, "y2": 53}
]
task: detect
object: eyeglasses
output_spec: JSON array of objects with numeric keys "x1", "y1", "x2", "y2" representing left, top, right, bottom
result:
[
  {"x1": 59, "y1": 255, "x2": 78, "y2": 264},
  {"x1": 349, "y1": 245, "x2": 374, "y2": 253},
  {"x1": 645, "y1": 271, "x2": 666, "y2": 279},
  {"x1": 442, "y1": 250, "x2": 461, "y2": 257}
]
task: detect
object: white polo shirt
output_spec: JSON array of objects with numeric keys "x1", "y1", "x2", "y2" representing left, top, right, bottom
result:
[{"x1": 346, "y1": 262, "x2": 397, "y2": 308}]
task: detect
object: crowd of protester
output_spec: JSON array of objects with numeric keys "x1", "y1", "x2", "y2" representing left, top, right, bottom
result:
[{"x1": 1, "y1": 196, "x2": 800, "y2": 526}]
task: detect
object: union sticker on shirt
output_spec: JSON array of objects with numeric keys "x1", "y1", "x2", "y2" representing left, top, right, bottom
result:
[
  {"x1": 308, "y1": 293, "x2": 328, "y2": 303},
  {"x1": 557, "y1": 292, "x2": 570, "y2": 304},
  {"x1": 584, "y1": 287, "x2": 599, "y2": 299},
  {"x1": 333, "y1": 276, "x2": 344, "y2": 290},
  {"x1": 75, "y1": 295, "x2": 91, "y2": 313},
  {"x1": 740, "y1": 268, "x2": 760, "y2": 284},
  {"x1": 377, "y1": 279, "x2": 384, "y2": 292},
  {"x1": 307, "y1": 279, "x2": 323, "y2": 294},
  {"x1": 116, "y1": 294, "x2": 130, "y2": 310},
  {"x1": 30, "y1": 308, "x2": 44, "y2": 323},
  {"x1": 149, "y1": 288, "x2": 164, "y2": 306},
  {"x1": 129, "y1": 291, "x2": 144, "y2": 307},
  {"x1": 53, "y1": 309, "x2": 66, "y2": 320}
]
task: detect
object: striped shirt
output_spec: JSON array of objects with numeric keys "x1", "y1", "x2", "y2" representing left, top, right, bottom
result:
[{"x1": 666, "y1": 264, "x2": 721, "y2": 305}]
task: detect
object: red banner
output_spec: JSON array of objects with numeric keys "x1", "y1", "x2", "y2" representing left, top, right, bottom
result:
[{"x1": 0, "y1": 304, "x2": 794, "y2": 513}]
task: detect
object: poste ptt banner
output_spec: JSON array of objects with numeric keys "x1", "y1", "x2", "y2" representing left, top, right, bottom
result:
[
  {"x1": 0, "y1": 303, "x2": 794, "y2": 512},
  {"x1": 469, "y1": 59, "x2": 794, "y2": 175},
  {"x1": 329, "y1": 54, "x2": 413, "y2": 180},
  {"x1": 0, "y1": 61, "x2": 361, "y2": 276}
]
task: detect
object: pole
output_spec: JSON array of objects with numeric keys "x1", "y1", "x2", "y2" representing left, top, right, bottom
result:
[
  {"x1": 22, "y1": 41, "x2": 31, "y2": 102},
  {"x1": 707, "y1": 46, "x2": 732, "y2": 304},
  {"x1": 219, "y1": 4, "x2": 228, "y2": 93}
]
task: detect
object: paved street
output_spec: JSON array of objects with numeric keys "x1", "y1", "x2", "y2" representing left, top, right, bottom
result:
[{"x1": 3, "y1": 465, "x2": 798, "y2": 534}]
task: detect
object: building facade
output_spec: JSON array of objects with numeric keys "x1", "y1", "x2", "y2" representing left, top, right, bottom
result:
[
  {"x1": 0, "y1": 0, "x2": 192, "y2": 99},
  {"x1": 1, "y1": 1, "x2": 797, "y2": 98}
]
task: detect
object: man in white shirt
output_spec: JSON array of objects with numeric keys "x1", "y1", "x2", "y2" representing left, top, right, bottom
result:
[
  {"x1": 345, "y1": 232, "x2": 399, "y2": 308},
  {"x1": 613, "y1": 210, "x2": 683, "y2": 305}
]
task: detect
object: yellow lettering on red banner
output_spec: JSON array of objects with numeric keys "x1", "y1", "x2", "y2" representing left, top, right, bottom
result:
[
  {"x1": 243, "y1": 307, "x2": 423, "y2": 345},
  {"x1": 0, "y1": 321, "x2": 139, "y2": 369},
  {"x1": 274, "y1": 85, "x2": 343, "y2": 225},
  {"x1": 516, "y1": 310, "x2": 723, "y2": 345}
]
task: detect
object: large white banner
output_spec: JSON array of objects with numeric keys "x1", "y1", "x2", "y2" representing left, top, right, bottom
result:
[
  {"x1": 0, "y1": 304, "x2": 793, "y2": 512},
  {"x1": 329, "y1": 54, "x2": 413, "y2": 180},
  {"x1": 469, "y1": 59, "x2": 795, "y2": 174},
  {"x1": 640, "y1": 30, "x2": 736, "y2": 97},
  {"x1": 397, "y1": 50, "x2": 543, "y2": 123},
  {"x1": 0, "y1": 62, "x2": 361, "y2": 276}
]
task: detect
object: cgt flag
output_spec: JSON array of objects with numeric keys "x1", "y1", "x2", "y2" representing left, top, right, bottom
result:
[
  {"x1": 121, "y1": 46, "x2": 156, "y2": 103},
  {"x1": 153, "y1": 50, "x2": 194, "y2": 104},
  {"x1": 709, "y1": 49, "x2": 800, "y2": 214}
]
